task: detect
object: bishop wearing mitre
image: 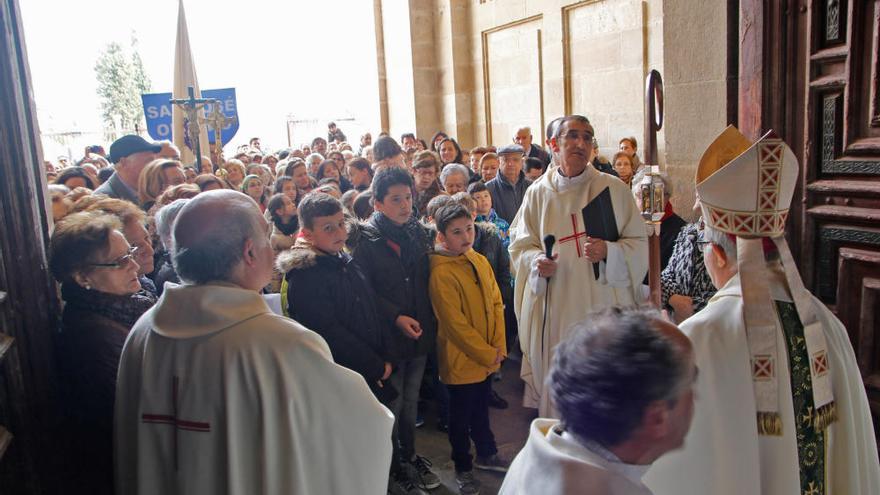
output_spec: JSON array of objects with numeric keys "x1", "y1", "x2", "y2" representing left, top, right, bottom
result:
[{"x1": 644, "y1": 127, "x2": 880, "y2": 494}]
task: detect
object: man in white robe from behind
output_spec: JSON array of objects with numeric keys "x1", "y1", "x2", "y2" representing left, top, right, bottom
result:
[
  {"x1": 509, "y1": 114, "x2": 648, "y2": 417},
  {"x1": 114, "y1": 190, "x2": 394, "y2": 495},
  {"x1": 500, "y1": 307, "x2": 697, "y2": 494},
  {"x1": 644, "y1": 127, "x2": 880, "y2": 494}
]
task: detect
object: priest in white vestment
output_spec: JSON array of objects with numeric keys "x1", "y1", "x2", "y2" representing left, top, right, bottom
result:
[
  {"x1": 501, "y1": 308, "x2": 697, "y2": 495},
  {"x1": 509, "y1": 115, "x2": 648, "y2": 416},
  {"x1": 115, "y1": 190, "x2": 394, "y2": 495},
  {"x1": 644, "y1": 127, "x2": 880, "y2": 495}
]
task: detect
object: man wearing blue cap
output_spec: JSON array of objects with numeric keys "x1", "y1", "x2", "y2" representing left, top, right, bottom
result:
[{"x1": 93, "y1": 135, "x2": 162, "y2": 203}]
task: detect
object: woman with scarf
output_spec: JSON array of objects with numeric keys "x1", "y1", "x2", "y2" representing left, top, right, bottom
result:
[{"x1": 49, "y1": 210, "x2": 156, "y2": 495}]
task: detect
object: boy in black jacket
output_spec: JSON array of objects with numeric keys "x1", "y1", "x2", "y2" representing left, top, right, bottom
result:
[
  {"x1": 351, "y1": 167, "x2": 441, "y2": 493},
  {"x1": 277, "y1": 192, "x2": 395, "y2": 402}
]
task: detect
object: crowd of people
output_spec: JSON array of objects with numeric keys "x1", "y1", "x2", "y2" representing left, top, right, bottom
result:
[{"x1": 44, "y1": 117, "x2": 879, "y2": 495}]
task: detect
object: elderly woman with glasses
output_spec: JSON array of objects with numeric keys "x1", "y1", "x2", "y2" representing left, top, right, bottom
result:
[{"x1": 49, "y1": 210, "x2": 157, "y2": 494}]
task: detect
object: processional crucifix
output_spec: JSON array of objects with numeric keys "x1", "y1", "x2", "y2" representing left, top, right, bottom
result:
[
  {"x1": 202, "y1": 101, "x2": 237, "y2": 171},
  {"x1": 170, "y1": 86, "x2": 212, "y2": 173}
]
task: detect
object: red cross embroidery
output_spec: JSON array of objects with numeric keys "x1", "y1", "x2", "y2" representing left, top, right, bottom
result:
[
  {"x1": 558, "y1": 213, "x2": 587, "y2": 258},
  {"x1": 752, "y1": 355, "x2": 774, "y2": 380},
  {"x1": 812, "y1": 351, "x2": 829, "y2": 377},
  {"x1": 142, "y1": 376, "x2": 211, "y2": 470}
]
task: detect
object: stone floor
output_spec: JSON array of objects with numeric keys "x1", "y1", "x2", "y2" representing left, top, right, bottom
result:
[{"x1": 413, "y1": 357, "x2": 536, "y2": 495}]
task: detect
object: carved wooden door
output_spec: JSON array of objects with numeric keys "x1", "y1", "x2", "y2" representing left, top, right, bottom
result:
[{"x1": 800, "y1": 0, "x2": 880, "y2": 438}]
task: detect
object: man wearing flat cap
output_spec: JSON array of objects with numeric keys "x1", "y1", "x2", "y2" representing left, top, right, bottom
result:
[
  {"x1": 486, "y1": 143, "x2": 531, "y2": 224},
  {"x1": 94, "y1": 135, "x2": 161, "y2": 203}
]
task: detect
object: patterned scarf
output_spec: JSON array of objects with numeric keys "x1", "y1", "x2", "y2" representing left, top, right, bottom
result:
[
  {"x1": 369, "y1": 212, "x2": 430, "y2": 267},
  {"x1": 61, "y1": 281, "x2": 156, "y2": 329}
]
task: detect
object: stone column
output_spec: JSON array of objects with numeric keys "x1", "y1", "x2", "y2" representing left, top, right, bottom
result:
[{"x1": 662, "y1": 0, "x2": 729, "y2": 219}]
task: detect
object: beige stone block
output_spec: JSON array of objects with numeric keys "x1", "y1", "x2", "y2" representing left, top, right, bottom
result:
[
  {"x1": 663, "y1": 0, "x2": 727, "y2": 84},
  {"x1": 567, "y1": 0, "x2": 641, "y2": 40},
  {"x1": 618, "y1": 28, "x2": 645, "y2": 70},
  {"x1": 568, "y1": 32, "x2": 622, "y2": 74},
  {"x1": 663, "y1": 80, "x2": 727, "y2": 165}
]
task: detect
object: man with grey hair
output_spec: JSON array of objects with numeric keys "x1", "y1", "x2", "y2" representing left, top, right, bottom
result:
[
  {"x1": 114, "y1": 190, "x2": 394, "y2": 495},
  {"x1": 306, "y1": 152, "x2": 324, "y2": 177},
  {"x1": 514, "y1": 126, "x2": 551, "y2": 169},
  {"x1": 500, "y1": 307, "x2": 696, "y2": 494},
  {"x1": 486, "y1": 144, "x2": 531, "y2": 223},
  {"x1": 151, "y1": 198, "x2": 190, "y2": 296}
]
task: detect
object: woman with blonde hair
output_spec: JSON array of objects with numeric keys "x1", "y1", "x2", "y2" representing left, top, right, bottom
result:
[
  {"x1": 223, "y1": 158, "x2": 246, "y2": 189},
  {"x1": 137, "y1": 159, "x2": 185, "y2": 210}
]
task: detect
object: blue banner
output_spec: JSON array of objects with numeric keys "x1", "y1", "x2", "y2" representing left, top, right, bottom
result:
[{"x1": 141, "y1": 88, "x2": 239, "y2": 145}]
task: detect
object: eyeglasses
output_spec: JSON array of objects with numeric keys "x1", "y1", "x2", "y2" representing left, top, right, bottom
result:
[{"x1": 89, "y1": 246, "x2": 138, "y2": 269}]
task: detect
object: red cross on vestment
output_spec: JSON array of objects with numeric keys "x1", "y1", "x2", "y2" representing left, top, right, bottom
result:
[
  {"x1": 752, "y1": 355, "x2": 774, "y2": 380},
  {"x1": 812, "y1": 350, "x2": 829, "y2": 377},
  {"x1": 142, "y1": 376, "x2": 211, "y2": 470},
  {"x1": 558, "y1": 213, "x2": 587, "y2": 257}
]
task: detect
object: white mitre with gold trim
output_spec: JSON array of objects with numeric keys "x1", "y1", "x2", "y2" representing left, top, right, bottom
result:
[
  {"x1": 696, "y1": 126, "x2": 798, "y2": 237},
  {"x1": 696, "y1": 126, "x2": 836, "y2": 436}
]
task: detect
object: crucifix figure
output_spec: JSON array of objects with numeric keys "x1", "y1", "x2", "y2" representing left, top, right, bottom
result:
[
  {"x1": 170, "y1": 86, "x2": 212, "y2": 173},
  {"x1": 202, "y1": 100, "x2": 237, "y2": 171},
  {"x1": 141, "y1": 375, "x2": 211, "y2": 471}
]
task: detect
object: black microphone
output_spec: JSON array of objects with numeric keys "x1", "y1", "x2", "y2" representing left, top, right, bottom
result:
[
  {"x1": 540, "y1": 234, "x2": 556, "y2": 356},
  {"x1": 543, "y1": 234, "x2": 556, "y2": 260}
]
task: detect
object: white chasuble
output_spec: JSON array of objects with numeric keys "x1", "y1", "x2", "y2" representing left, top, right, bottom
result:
[
  {"x1": 509, "y1": 165, "x2": 648, "y2": 416},
  {"x1": 115, "y1": 283, "x2": 394, "y2": 495},
  {"x1": 500, "y1": 419, "x2": 653, "y2": 495},
  {"x1": 644, "y1": 264, "x2": 880, "y2": 495}
]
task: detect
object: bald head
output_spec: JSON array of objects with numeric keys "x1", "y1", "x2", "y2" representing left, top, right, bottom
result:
[{"x1": 172, "y1": 190, "x2": 269, "y2": 285}]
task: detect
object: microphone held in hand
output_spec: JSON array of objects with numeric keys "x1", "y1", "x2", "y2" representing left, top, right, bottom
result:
[
  {"x1": 543, "y1": 234, "x2": 556, "y2": 260},
  {"x1": 540, "y1": 234, "x2": 556, "y2": 356}
]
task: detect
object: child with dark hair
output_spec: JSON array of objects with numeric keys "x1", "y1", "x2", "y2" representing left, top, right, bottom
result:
[
  {"x1": 352, "y1": 190, "x2": 374, "y2": 221},
  {"x1": 425, "y1": 194, "x2": 453, "y2": 223},
  {"x1": 273, "y1": 176, "x2": 299, "y2": 204},
  {"x1": 277, "y1": 190, "x2": 394, "y2": 402},
  {"x1": 266, "y1": 193, "x2": 299, "y2": 292},
  {"x1": 267, "y1": 193, "x2": 299, "y2": 239},
  {"x1": 467, "y1": 181, "x2": 510, "y2": 248},
  {"x1": 429, "y1": 203, "x2": 508, "y2": 494},
  {"x1": 351, "y1": 167, "x2": 440, "y2": 492},
  {"x1": 451, "y1": 192, "x2": 512, "y2": 410},
  {"x1": 524, "y1": 156, "x2": 545, "y2": 182}
]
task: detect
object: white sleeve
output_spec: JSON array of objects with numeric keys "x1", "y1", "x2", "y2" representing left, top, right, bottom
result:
[
  {"x1": 529, "y1": 253, "x2": 548, "y2": 296},
  {"x1": 600, "y1": 241, "x2": 631, "y2": 288}
]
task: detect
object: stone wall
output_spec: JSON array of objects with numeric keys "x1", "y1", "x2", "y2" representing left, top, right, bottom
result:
[
  {"x1": 374, "y1": 0, "x2": 730, "y2": 216},
  {"x1": 662, "y1": 0, "x2": 729, "y2": 219}
]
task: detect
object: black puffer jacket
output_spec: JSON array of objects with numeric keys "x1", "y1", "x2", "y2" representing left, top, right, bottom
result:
[
  {"x1": 350, "y1": 215, "x2": 437, "y2": 362},
  {"x1": 473, "y1": 221, "x2": 513, "y2": 304},
  {"x1": 278, "y1": 238, "x2": 393, "y2": 395}
]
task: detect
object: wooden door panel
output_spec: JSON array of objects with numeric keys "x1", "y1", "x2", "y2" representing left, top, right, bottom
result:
[{"x1": 802, "y1": 0, "x2": 880, "y2": 437}]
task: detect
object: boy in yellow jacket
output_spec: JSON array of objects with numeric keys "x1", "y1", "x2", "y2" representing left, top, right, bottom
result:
[{"x1": 429, "y1": 203, "x2": 508, "y2": 495}]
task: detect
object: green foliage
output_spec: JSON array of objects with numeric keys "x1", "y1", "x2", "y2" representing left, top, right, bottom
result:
[{"x1": 94, "y1": 33, "x2": 151, "y2": 137}]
